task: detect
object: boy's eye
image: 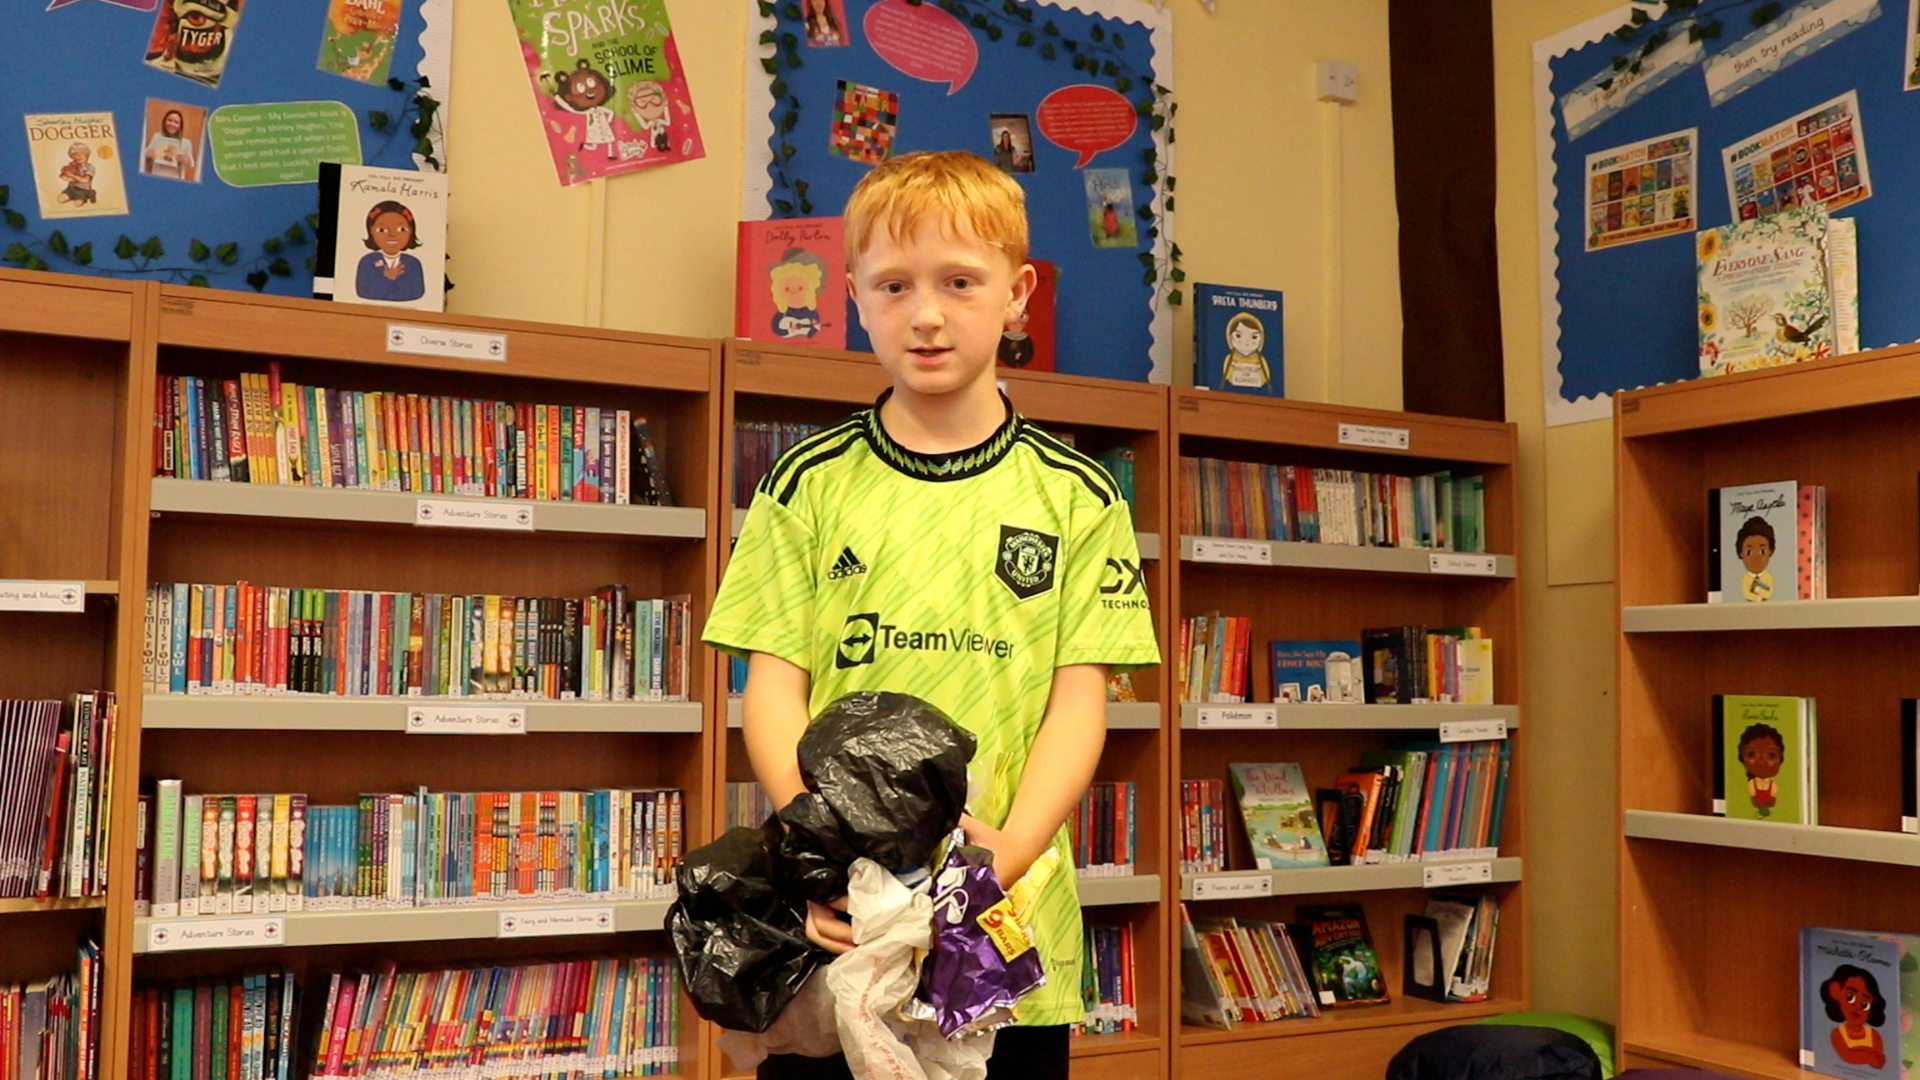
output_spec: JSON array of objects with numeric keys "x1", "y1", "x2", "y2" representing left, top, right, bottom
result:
[
  {"x1": 949, "y1": 277, "x2": 975, "y2": 291},
  {"x1": 879, "y1": 282, "x2": 908, "y2": 295}
]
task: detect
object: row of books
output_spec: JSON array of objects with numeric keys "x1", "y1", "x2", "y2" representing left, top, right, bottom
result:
[
  {"x1": 0, "y1": 940, "x2": 101, "y2": 1080},
  {"x1": 1413, "y1": 893, "x2": 1502, "y2": 1004},
  {"x1": 1713, "y1": 694, "x2": 1820, "y2": 824},
  {"x1": 308, "y1": 958, "x2": 681, "y2": 1079},
  {"x1": 140, "y1": 784, "x2": 685, "y2": 918},
  {"x1": 129, "y1": 971, "x2": 297, "y2": 1080},
  {"x1": 1178, "y1": 458, "x2": 1487, "y2": 552},
  {"x1": 1179, "y1": 779, "x2": 1230, "y2": 874},
  {"x1": 733, "y1": 421, "x2": 823, "y2": 507},
  {"x1": 1074, "y1": 924, "x2": 1138, "y2": 1036},
  {"x1": 0, "y1": 695, "x2": 117, "y2": 900},
  {"x1": 142, "y1": 584, "x2": 692, "y2": 702},
  {"x1": 154, "y1": 370, "x2": 672, "y2": 505},
  {"x1": 1067, "y1": 783, "x2": 1137, "y2": 876},
  {"x1": 1707, "y1": 480, "x2": 1828, "y2": 603},
  {"x1": 1181, "y1": 907, "x2": 1324, "y2": 1027},
  {"x1": 1179, "y1": 620, "x2": 1495, "y2": 706},
  {"x1": 724, "y1": 782, "x2": 774, "y2": 833}
]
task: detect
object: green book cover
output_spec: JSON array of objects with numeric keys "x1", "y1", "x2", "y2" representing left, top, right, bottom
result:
[
  {"x1": 1721, "y1": 693, "x2": 1810, "y2": 823},
  {"x1": 1228, "y1": 763, "x2": 1330, "y2": 869}
]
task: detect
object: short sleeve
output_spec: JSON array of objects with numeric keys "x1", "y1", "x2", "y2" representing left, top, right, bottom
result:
[
  {"x1": 1055, "y1": 497, "x2": 1161, "y2": 671},
  {"x1": 702, "y1": 491, "x2": 817, "y2": 669}
]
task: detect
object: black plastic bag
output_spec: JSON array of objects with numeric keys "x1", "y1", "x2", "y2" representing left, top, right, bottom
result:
[
  {"x1": 794, "y1": 691, "x2": 975, "y2": 873},
  {"x1": 669, "y1": 825, "x2": 819, "y2": 1033}
]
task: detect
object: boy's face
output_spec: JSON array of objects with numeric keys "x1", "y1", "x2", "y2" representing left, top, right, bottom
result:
[
  {"x1": 849, "y1": 217, "x2": 1034, "y2": 401},
  {"x1": 1740, "y1": 535, "x2": 1773, "y2": 573}
]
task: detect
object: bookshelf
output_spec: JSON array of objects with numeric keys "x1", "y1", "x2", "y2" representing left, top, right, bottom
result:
[
  {"x1": 0, "y1": 271, "x2": 150, "y2": 1080},
  {"x1": 1170, "y1": 391, "x2": 1526, "y2": 1080},
  {"x1": 717, "y1": 341, "x2": 1172, "y2": 1080},
  {"x1": 1615, "y1": 343, "x2": 1920, "y2": 1078}
]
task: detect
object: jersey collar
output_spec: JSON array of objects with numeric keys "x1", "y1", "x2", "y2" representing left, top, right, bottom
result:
[{"x1": 862, "y1": 388, "x2": 1021, "y2": 482}]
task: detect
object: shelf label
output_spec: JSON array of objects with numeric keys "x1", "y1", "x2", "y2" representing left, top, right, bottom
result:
[
  {"x1": 0, "y1": 580, "x2": 84, "y2": 613},
  {"x1": 1188, "y1": 539, "x2": 1272, "y2": 566},
  {"x1": 1195, "y1": 704, "x2": 1277, "y2": 730},
  {"x1": 1439, "y1": 719, "x2": 1508, "y2": 743},
  {"x1": 498, "y1": 906, "x2": 616, "y2": 938},
  {"x1": 1422, "y1": 861, "x2": 1493, "y2": 888},
  {"x1": 407, "y1": 705, "x2": 527, "y2": 735},
  {"x1": 415, "y1": 499, "x2": 534, "y2": 531},
  {"x1": 386, "y1": 323, "x2": 508, "y2": 363},
  {"x1": 147, "y1": 917, "x2": 285, "y2": 952},
  {"x1": 1190, "y1": 875, "x2": 1273, "y2": 901},
  {"x1": 1429, "y1": 553, "x2": 1498, "y2": 576},
  {"x1": 1338, "y1": 423, "x2": 1410, "y2": 450}
]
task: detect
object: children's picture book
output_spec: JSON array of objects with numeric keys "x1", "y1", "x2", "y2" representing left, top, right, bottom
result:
[
  {"x1": 1270, "y1": 640, "x2": 1363, "y2": 704},
  {"x1": 318, "y1": 0, "x2": 405, "y2": 84},
  {"x1": 1698, "y1": 206, "x2": 1834, "y2": 377},
  {"x1": 1717, "y1": 482, "x2": 1801, "y2": 604},
  {"x1": 1801, "y1": 927, "x2": 1903, "y2": 1080},
  {"x1": 25, "y1": 113, "x2": 130, "y2": 220},
  {"x1": 1294, "y1": 904, "x2": 1389, "y2": 1007},
  {"x1": 313, "y1": 163, "x2": 449, "y2": 312},
  {"x1": 508, "y1": 0, "x2": 705, "y2": 186},
  {"x1": 1713, "y1": 693, "x2": 1817, "y2": 824},
  {"x1": 1228, "y1": 764, "x2": 1329, "y2": 870},
  {"x1": 735, "y1": 218, "x2": 848, "y2": 350},
  {"x1": 1178, "y1": 905, "x2": 1236, "y2": 1030},
  {"x1": 998, "y1": 259, "x2": 1056, "y2": 371},
  {"x1": 1194, "y1": 284, "x2": 1283, "y2": 397},
  {"x1": 144, "y1": 0, "x2": 246, "y2": 88}
]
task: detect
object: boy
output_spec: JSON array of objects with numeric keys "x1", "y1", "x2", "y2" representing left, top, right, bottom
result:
[{"x1": 704, "y1": 150, "x2": 1159, "y2": 1078}]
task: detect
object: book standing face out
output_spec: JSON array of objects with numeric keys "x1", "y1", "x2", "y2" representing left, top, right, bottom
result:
[
  {"x1": 1228, "y1": 764, "x2": 1329, "y2": 869},
  {"x1": 1802, "y1": 928, "x2": 1905, "y2": 1080},
  {"x1": 1698, "y1": 206, "x2": 1835, "y2": 378},
  {"x1": 1718, "y1": 481, "x2": 1800, "y2": 604},
  {"x1": 1193, "y1": 284, "x2": 1283, "y2": 396},
  {"x1": 735, "y1": 218, "x2": 847, "y2": 350},
  {"x1": 314, "y1": 163, "x2": 450, "y2": 312},
  {"x1": 1713, "y1": 694, "x2": 1817, "y2": 823}
]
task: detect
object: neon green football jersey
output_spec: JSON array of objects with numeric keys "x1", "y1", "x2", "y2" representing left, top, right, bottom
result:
[{"x1": 704, "y1": 392, "x2": 1160, "y2": 1025}]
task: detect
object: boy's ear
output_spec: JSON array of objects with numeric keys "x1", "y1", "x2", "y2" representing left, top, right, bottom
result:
[
  {"x1": 846, "y1": 271, "x2": 868, "y2": 332},
  {"x1": 1005, "y1": 260, "x2": 1037, "y2": 327}
]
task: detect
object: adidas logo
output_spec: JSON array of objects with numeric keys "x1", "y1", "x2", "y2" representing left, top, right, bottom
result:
[{"x1": 828, "y1": 546, "x2": 868, "y2": 581}]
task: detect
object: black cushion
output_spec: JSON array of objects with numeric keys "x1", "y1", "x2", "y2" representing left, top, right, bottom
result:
[{"x1": 1387, "y1": 1025, "x2": 1606, "y2": 1080}]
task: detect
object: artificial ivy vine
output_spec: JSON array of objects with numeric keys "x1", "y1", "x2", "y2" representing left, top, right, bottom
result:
[
  {"x1": 1595, "y1": 0, "x2": 1788, "y2": 88},
  {"x1": 0, "y1": 77, "x2": 435, "y2": 291},
  {"x1": 756, "y1": 0, "x2": 1185, "y2": 308}
]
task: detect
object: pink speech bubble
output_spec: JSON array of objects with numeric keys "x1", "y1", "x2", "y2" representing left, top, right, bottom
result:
[
  {"x1": 1037, "y1": 84, "x2": 1138, "y2": 168},
  {"x1": 864, "y1": 0, "x2": 978, "y2": 96}
]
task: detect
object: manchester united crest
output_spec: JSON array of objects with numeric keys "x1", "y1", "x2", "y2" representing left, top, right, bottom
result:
[{"x1": 996, "y1": 525, "x2": 1058, "y2": 601}]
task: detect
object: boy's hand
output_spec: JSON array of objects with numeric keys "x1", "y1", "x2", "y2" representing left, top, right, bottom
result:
[
  {"x1": 804, "y1": 896, "x2": 855, "y2": 954},
  {"x1": 960, "y1": 813, "x2": 1032, "y2": 888}
]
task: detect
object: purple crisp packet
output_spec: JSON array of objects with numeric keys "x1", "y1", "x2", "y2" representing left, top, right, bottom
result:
[{"x1": 906, "y1": 841, "x2": 1046, "y2": 1038}]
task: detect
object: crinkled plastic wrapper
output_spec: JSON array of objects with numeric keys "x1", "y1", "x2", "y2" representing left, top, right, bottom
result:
[
  {"x1": 905, "y1": 841, "x2": 1047, "y2": 1037},
  {"x1": 668, "y1": 825, "x2": 819, "y2": 1033},
  {"x1": 797, "y1": 691, "x2": 975, "y2": 873}
]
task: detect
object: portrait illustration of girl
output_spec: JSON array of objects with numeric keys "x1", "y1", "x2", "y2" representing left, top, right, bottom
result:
[
  {"x1": 1822, "y1": 964, "x2": 1888, "y2": 1070},
  {"x1": 1221, "y1": 311, "x2": 1272, "y2": 390},
  {"x1": 355, "y1": 200, "x2": 426, "y2": 303},
  {"x1": 1738, "y1": 722, "x2": 1784, "y2": 815}
]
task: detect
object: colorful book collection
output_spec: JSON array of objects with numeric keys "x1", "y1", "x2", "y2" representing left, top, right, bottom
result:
[
  {"x1": 1318, "y1": 741, "x2": 1513, "y2": 865},
  {"x1": 1091, "y1": 448, "x2": 1137, "y2": 506},
  {"x1": 1068, "y1": 783, "x2": 1136, "y2": 877},
  {"x1": 154, "y1": 370, "x2": 672, "y2": 506},
  {"x1": 723, "y1": 782, "x2": 774, "y2": 833},
  {"x1": 1178, "y1": 780, "x2": 1229, "y2": 874},
  {"x1": 733, "y1": 421, "x2": 823, "y2": 507},
  {"x1": 1714, "y1": 694, "x2": 1818, "y2": 825},
  {"x1": 1179, "y1": 457, "x2": 1486, "y2": 552},
  {"x1": 143, "y1": 584, "x2": 692, "y2": 702},
  {"x1": 0, "y1": 694, "x2": 117, "y2": 901},
  {"x1": 1707, "y1": 481, "x2": 1827, "y2": 603},
  {"x1": 144, "y1": 783, "x2": 684, "y2": 918},
  {"x1": 1176, "y1": 613, "x2": 1255, "y2": 703},
  {"x1": 129, "y1": 970, "x2": 298, "y2": 1080},
  {"x1": 1074, "y1": 924, "x2": 1137, "y2": 1037},
  {"x1": 1179, "y1": 904, "x2": 1321, "y2": 1029},
  {"x1": 1358, "y1": 627, "x2": 1495, "y2": 706},
  {"x1": 307, "y1": 957, "x2": 680, "y2": 1079},
  {"x1": 0, "y1": 940, "x2": 101, "y2": 1080}
]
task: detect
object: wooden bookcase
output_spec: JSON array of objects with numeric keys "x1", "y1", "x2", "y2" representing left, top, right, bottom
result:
[
  {"x1": 716, "y1": 341, "x2": 1173, "y2": 1080},
  {"x1": 1169, "y1": 391, "x2": 1528, "y2": 1080},
  {"x1": 0, "y1": 271, "x2": 152, "y2": 1080},
  {"x1": 1616, "y1": 343, "x2": 1920, "y2": 1079}
]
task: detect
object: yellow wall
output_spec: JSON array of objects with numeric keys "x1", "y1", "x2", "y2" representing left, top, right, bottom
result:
[
  {"x1": 441, "y1": 0, "x2": 1403, "y2": 407},
  {"x1": 1493, "y1": 0, "x2": 1625, "y2": 1023}
]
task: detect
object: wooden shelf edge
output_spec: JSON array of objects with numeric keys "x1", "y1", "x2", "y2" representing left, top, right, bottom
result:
[
  {"x1": 1624, "y1": 810, "x2": 1920, "y2": 866},
  {"x1": 1178, "y1": 536, "x2": 1516, "y2": 578},
  {"x1": 133, "y1": 898, "x2": 674, "y2": 953},
  {"x1": 1069, "y1": 1033, "x2": 1162, "y2": 1058},
  {"x1": 1179, "y1": 702, "x2": 1518, "y2": 731},
  {"x1": 1624, "y1": 595, "x2": 1920, "y2": 632},
  {"x1": 141, "y1": 695, "x2": 706, "y2": 734},
  {"x1": 1619, "y1": 1035, "x2": 1806, "y2": 1080},
  {"x1": 1178, "y1": 997, "x2": 1525, "y2": 1045},
  {"x1": 1077, "y1": 874, "x2": 1162, "y2": 906},
  {"x1": 1182, "y1": 857, "x2": 1521, "y2": 900},
  {"x1": 0, "y1": 896, "x2": 107, "y2": 915},
  {"x1": 150, "y1": 478, "x2": 706, "y2": 539}
]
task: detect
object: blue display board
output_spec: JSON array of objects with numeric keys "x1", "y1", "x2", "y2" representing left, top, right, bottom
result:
[
  {"x1": 1540, "y1": 0, "x2": 1920, "y2": 423},
  {"x1": 1, "y1": 0, "x2": 445, "y2": 296},
  {"x1": 746, "y1": 0, "x2": 1173, "y2": 382}
]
